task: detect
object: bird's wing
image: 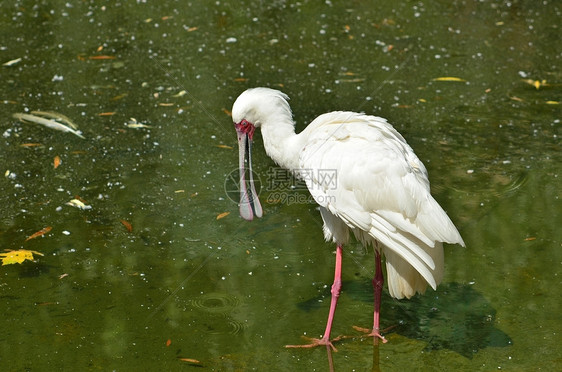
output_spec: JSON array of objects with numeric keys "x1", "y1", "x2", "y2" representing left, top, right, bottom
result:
[{"x1": 299, "y1": 112, "x2": 464, "y2": 295}]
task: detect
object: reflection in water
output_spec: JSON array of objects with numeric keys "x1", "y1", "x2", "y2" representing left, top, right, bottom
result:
[
  {"x1": 385, "y1": 282, "x2": 513, "y2": 358},
  {"x1": 298, "y1": 281, "x2": 512, "y2": 358}
]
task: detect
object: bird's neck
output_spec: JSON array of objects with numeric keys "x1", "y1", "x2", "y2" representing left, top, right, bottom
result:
[{"x1": 260, "y1": 117, "x2": 303, "y2": 172}]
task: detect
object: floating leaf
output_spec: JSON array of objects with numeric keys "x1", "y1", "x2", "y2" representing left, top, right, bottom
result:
[
  {"x1": 88, "y1": 55, "x2": 116, "y2": 60},
  {"x1": 216, "y1": 212, "x2": 230, "y2": 220},
  {"x1": 126, "y1": 118, "x2": 152, "y2": 128},
  {"x1": 30, "y1": 111, "x2": 78, "y2": 129},
  {"x1": 13, "y1": 113, "x2": 84, "y2": 139},
  {"x1": 25, "y1": 226, "x2": 52, "y2": 242},
  {"x1": 522, "y1": 79, "x2": 548, "y2": 90},
  {"x1": 66, "y1": 199, "x2": 92, "y2": 210},
  {"x1": 173, "y1": 90, "x2": 187, "y2": 97},
  {"x1": 54, "y1": 155, "x2": 61, "y2": 169},
  {"x1": 178, "y1": 358, "x2": 200, "y2": 364},
  {"x1": 3, "y1": 57, "x2": 22, "y2": 66},
  {"x1": 0, "y1": 249, "x2": 44, "y2": 265},
  {"x1": 432, "y1": 77, "x2": 466, "y2": 82},
  {"x1": 120, "y1": 219, "x2": 133, "y2": 232}
]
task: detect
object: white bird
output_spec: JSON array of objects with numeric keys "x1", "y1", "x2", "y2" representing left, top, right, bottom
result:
[{"x1": 232, "y1": 87, "x2": 465, "y2": 351}]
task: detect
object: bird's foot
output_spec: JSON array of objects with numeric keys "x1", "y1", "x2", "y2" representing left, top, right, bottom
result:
[
  {"x1": 352, "y1": 325, "x2": 394, "y2": 344},
  {"x1": 285, "y1": 335, "x2": 344, "y2": 352}
]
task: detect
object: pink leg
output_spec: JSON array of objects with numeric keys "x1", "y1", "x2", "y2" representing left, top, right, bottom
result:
[
  {"x1": 286, "y1": 245, "x2": 343, "y2": 351},
  {"x1": 353, "y1": 250, "x2": 388, "y2": 343}
]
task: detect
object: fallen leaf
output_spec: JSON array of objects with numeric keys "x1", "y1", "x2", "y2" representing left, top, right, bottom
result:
[
  {"x1": 216, "y1": 212, "x2": 230, "y2": 220},
  {"x1": 88, "y1": 55, "x2": 116, "y2": 60},
  {"x1": 20, "y1": 143, "x2": 43, "y2": 147},
  {"x1": 0, "y1": 249, "x2": 44, "y2": 265},
  {"x1": 166, "y1": 339, "x2": 172, "y2": 347},
  {"x1": 524, "y1": 237, "x2": 536, "y2": 241},
  {"x1": 522, "y1": 79, "x2": 548, "y2": 90},
  {"x1": 120, "y1": 219, "x2": 133, "y2": 232},
  {"x1": 172, "y1": 90, "x2": 187, "y2": 97},
  {"x1": 178, "y1": 358, "x2": 200, "y2": 364},
  {"x1": 54, "y1": 155, "x2": 61, "y2": 169},
  {"x1": 30, "y1": 111, "x2": 78, "y2": 129},
  {"x1": 546, "y1": 100, "x2": 559, "y2": 105},
  {"x1": 25, "y1": 226, "x2": 52, "y2": 242},
  {"x1": 66, "y1": 199, "x2": 92, "y2": 210},
  {"x1": 222, "y1": 108, "x2": 232, "y2": 116},
  {"x1": 59, "y1": 273, "x2": 69, "y2": 279},
  {"x1": 3, "y1": 57, "x2": 22, "y2": 66},
  {"x1": 186, "y1": 26, "x2": 198, "y2": 32},
  {"x1": 13, "y1": 113, "x2": 84, "y2": 139},
  {"x1": 432, "y1": 77, "x2": 466, "y2": 82},
  {"x1": 111, "y1": 93, "x2": 128, "y2": 101},
  {"x1": 216, "y1": 144, "x2": 233, "y2": 149},
  {"x1": 98, "y1": 112, "x2": 116, "y2": 116}
]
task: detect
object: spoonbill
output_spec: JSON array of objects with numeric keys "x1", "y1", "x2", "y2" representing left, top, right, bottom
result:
[{"x1": 231, "y1": 87, "x2": 465, "y2": 350}]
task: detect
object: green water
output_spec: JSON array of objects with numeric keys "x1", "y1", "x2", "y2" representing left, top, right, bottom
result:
[{"x1": 1, "y1": 1, "x2": 560, "y2": 371}]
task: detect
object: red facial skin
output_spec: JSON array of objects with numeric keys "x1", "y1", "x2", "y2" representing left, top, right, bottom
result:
[{"x1": 235, "y1": 119, "x2": 255, "y2": 140}]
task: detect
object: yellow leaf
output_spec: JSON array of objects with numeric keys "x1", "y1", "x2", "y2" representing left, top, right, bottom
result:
[
  {"x1": 216, "y1": 144, "x2": 233, "y2": 149},
  {"x1": 0, "y1": 249, "x2": 44, "y2": 266},
  {"x1": 432, "y1": 77, "x2": 466, "y2": 82},
  {"x1": 216, "y1": 212, "x2": 230, "y2": 220},
  {"x1": 546, "y1": 100, "x2": 559, "y2": 105},
  {"x1": 522, "y1": 79, "x2": 548, "y2": 89},
  {"x1": 66, "y1": 199, "x2": 92, "y2": 210}
]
